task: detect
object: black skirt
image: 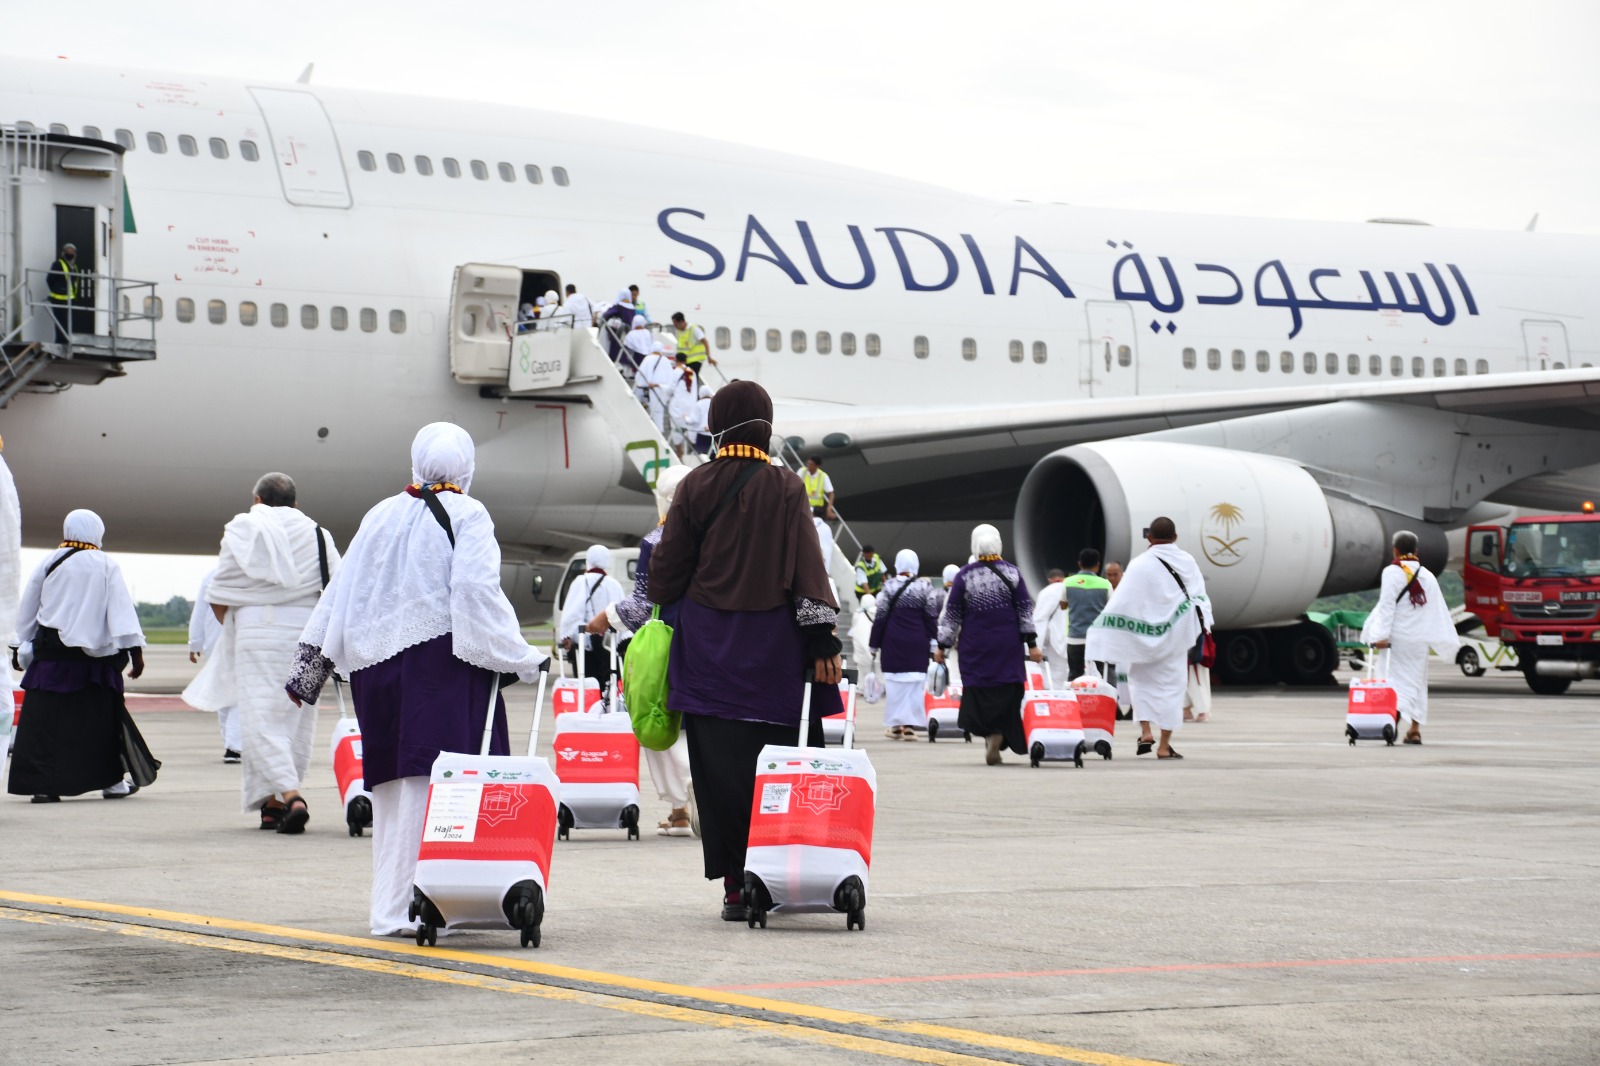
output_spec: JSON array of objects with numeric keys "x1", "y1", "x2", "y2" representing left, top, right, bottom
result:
[
  {"x1": 8, "y1": 686, "x2": 127, "y2": 797},
  {"x1": 683, "y1": 711, "x2": 824, "y2": 881},
  {"x1": 958, "y1": 683, "x2": 1027, "y2": 755}
]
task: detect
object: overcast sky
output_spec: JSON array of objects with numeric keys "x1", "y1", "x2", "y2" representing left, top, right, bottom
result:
[{"x1": 9, "y1": 0, "x2": 1599, "y2": 601}]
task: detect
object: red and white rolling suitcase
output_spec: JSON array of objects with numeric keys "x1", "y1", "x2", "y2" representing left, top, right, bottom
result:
[
  {"x1": 923, "y1": 686, "x2": 967, "y2": 742},
  {"x1": 743, "y1": 683, "x2": 875, "y2": 931},
  {"x1": 1, "y1": 688, "x2": 19, "y2": 760},
  {"x1": 551, "y1": 641, "x2": 602, "y2": 718},
  {"x1": 1070, "y1": 673, "x2": 1117, "y2": 760},
  {"x1": 1022, "y1": 691, "x2": 1087, "y2": 768},
  {"x1": 550, "y1": 702, "x2": 642, "y2": 840},
  {"x1": 1347, "y1": 650, "x2": 1400, "y2": 746},
  {"x1": 1024, "y1": 660, "x2": 1050, "y2": 692},
  {"x1": 328, "y1": 676, "x2": 373, "y2": 837},
  {"x1": 410, "y1": 673, "x2": 560, "y2": 948}
]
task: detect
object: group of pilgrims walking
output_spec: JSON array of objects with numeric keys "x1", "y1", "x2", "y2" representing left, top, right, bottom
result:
[{"x1": 4, "y1": 378, "x2": 1462, "y2": 929}]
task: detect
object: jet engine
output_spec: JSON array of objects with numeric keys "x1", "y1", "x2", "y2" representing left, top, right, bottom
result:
[{"x1": 1014, "y1": 440, "x2": 1445, "y2": 683}]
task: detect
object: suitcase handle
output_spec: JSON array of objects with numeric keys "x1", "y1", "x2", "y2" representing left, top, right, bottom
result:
[
  {"x1": 331, "y1": 673, "x2": 348, "y2": 718},
  {"x1": 798, "y1": 676, "x2": 813, "y2": 747},
  {"x1": 478, "y1": 674, "x2": 503, "y2": 758},
  {"x1": 527, "y1": 670, "x2": 549, "y2": 757},
  {"x1": 842, "y1": 682, "x2": 857, "y2": 751}
]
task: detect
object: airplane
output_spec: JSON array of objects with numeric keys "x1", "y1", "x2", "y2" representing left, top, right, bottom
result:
[{"x1": 1, "y1": 56, "x2": 1597, "y2": 687}]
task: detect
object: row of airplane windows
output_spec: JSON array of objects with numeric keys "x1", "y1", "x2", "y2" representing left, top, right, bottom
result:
[
  {"x1": 11, "y1": 122, "x2": 573, "y2": 186},
  {"x1": 141, "y1": 296, "x2": 407, "y2": 333},
  {"x1": 1183, "y1": 346, "x2": 1587, "y2": 376},
  {"x1": 708, "y1": 326, "x2": 1050, "y2": 362}
]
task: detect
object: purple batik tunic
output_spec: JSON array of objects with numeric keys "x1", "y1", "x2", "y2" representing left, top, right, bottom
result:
[
  {"x1": 868, "y1": 576, "x2": 938, "y2": 674},
  {"x1": 937, "y1": 560, "x2": 1036, "y2": 688},
  {"x1": 614, "y1": 526, "x2": 679, "y2": 632},
  {"x1": 668, "y1": 598, "x2": 843, "y2": 727}
]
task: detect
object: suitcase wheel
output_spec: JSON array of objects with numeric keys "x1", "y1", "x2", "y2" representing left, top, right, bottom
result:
[
  {"x1": 1029, "y1": 741, "x2": 1043, "y2": 768},
  {"x1": 622, "y1": 804, "x2": 641, "y2": 841},
  {"x1": 1074, "y1": 741, "x2": 1086, "y2": 769},
  {"x1": 1383, "y1": 724, "x2": 1396, "y2": 746},
  {"x1": 743, "y1": 873, "x2": 770, "y2": 929},
  {"x1": 1095, "y1": 740, "x2": 1112, "y2": 761},
  {"x1": 504, "y1": 881, "x2": 545, "y2": 949},
  {"x1": 1346, "y1": 724, "x2": 1358, "y2": 747},
  {"x1": 927, "y1": 719, "x2": 939, "y2": 743},
  {"x1": 346, "y1": 795, "x2": 372, "y2": 837},
  {"x1": 835, "y1": 875, "x2": 866, "y2": 932},
  {"x1": 411, "y1": 891, "x2": 443, "y2": 947},
  {"x1": 557, "y1": 803, "x2": 574, "y2": 841}
]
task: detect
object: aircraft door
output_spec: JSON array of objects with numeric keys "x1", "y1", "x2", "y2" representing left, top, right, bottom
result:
[
  {"x1": 1082, "y1": 300, "x2": 1138, "y2": 397},
  {"x1": 247, "y1": 87, "x2": 353, "y2": 209},
  {"x1": 1520, "y1": 320, "x2": 1568, "y2": 371},
  {"x1": 54, "y1": 205, "x2": 96, "y2": 336},
  {"x1": 449, "y1": 263, "x2": 522, "y2": 384}
]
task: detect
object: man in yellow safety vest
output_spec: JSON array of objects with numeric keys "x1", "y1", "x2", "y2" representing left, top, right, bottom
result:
[
  {"x1": 854, "y1": 546, "x2": 886, "y2": 598},
  {"x1": 45, "y1": 243, "x2": 79, "y2": 340},
  {"x1": 670, "y1": 312, "x2": 716, "y2": 380},
  {"x1": 801, "y1": 456, "x2": 836, "y2": 520}
]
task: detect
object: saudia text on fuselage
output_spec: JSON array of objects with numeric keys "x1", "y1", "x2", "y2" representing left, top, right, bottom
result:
[{"x1": 657, "y1": 209, "x2": 1480, "y2": 339}]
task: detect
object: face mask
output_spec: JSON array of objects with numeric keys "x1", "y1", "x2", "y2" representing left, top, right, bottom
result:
[{"x1": 709, "y1": 417, "x2": 772, "y2": 454}]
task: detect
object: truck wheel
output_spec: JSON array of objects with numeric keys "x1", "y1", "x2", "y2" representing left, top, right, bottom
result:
[
  {"x1": 1456, "y1": 648, "x2": 1485, "y2": 678},
  {"x1": 1524, "y1": 670, "x2": 1572, "y2": 696}
]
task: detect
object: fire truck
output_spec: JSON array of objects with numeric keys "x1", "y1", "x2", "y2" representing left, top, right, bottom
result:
[{"x1": 1463, "y1": 505, "x2": 1600, "y2": 695}]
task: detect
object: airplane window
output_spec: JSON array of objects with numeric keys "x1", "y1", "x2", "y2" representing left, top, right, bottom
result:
[
  {"x1": 914, "y1": 335, "x2": 929, "y2": 360},
  {"x1": 1554, "y1": 360, "x2": 1567, "y2": 370},
  {"x1": 497, "y1": 162, "x2": 515, "y2": 182},
  {"x1": 390, "y1": 310, "x2": 406, "y2": 334},
  {"x1": 270, "y1": 303, "x2": 288, "y2": 327},
  {"x1": 1039, "y1": 342, "x2": 1052, "y2": 364},
  {"x1": 206, "y1": 299, "x2": 227, "y2": 324},
  {"x1": 1322, "y1": 352, "x2": 1335, "y2": 374},
  {"x1": 357, "y1": 151, "x2": 376, "y2": 172},
  {"x1": 714, "y1": 326, "x2": 731, "y2": 350},
  {"x1": 1345, "y1": 354, "x2": 1358, "y2": 375},
  {"x1": 1009, "y1": 340, "x2": 1024, "y2": 363},
  {"x1": 866, "y1": 333, "x2": 881, "y2": 357},
  {"x1": 1302, "y1": 352, "x2": 1316, "y2": 374},
  {"x1": 302, "y1": 305, "x2": 319, "y2": 330},
  {"x1": 1256, "y1": 350, "x2": 1269, "y2": 372},
  {"x1": 1207, "y1": 349, "x2": 1222, "y2": 371},
  {"x1": 553, "y1": 167, "x2": 570, "y2": 186},
  {"x1": 1454, "y1": 358, "x2": 1467, "y2": 376},
  {"x1": 83, "y1": 125, "x2": 102, "y2": 140},
  {"x1": 1182, "y1": 347, "x2": 1196, "y2": 370},
  {"x1": 1433, "y1": 357, "x2": 1446, "y2": 377},
  {"x1": 1231, "y1": 349, "x2": 1245, "y2": 371},
  {"x1": 841, "y1": 332, "x2": 857, "y2": 356},
  {"x1": 147, "y1": 132, "x2": 167, "y2": 154},
  {"x1": 792, "y1": 330, "x2": 808, "y2": 354},
  {"x1": 740, "y1": 327, "x2": 756, "y2": 351},
  {"x1": 1475, "y1": 359, "x2": 1489, "y2": 374},
  {"x1": 239, "y1": 301, "x2": 258, "y2": 326},
  {"x1": 443, "y1": 157, "x2": 461, "y2": 178},
  {"x1": 360, "y1": 307, "x2": 378, "y2": 333},
  {"x1": 470, "y1": 160, "x2": 488, "y2": 180},
  {"x1": 961, "y1": 337, "x2": 976, "y2": 361},
  {"x1": 49, "y1": 123, "x2": 68, "y2": 136},
  {"x1": 175, "y1": 298, "x2": 195, "y2": 323},
  {"x1": 387, "y1": 153, "x2": 405, "y2": 174},
  {"x1": 766, "y1": 329, "x2": 780, "y2": 352},
  {"x1": 1113, "y1": 344, "x2": 1127, "y2": 367},
  {"x1": 209, "y1": 137, "x2": 229, "y2": 159},
  {"x1": 240, "y1": 140, "x2": 259, "y2": 162},
  {"x1": 1369, "y1": 354, "x2": 1381, "y2": 376},
  {"x1": 1280, "y1": 351, "x2": 1293, "y2": 373},
  {"x1": 415, "y1": 155, "x2": 433, "y2": 176},
  {"x1": 525, "y1": 165, "x2": 543, "y2": 184},
  {"x1": 143, "y1": 296, "x2": 162, "y2": 321},
  {"x1": 462, "y1": 310, "x2": 477, "y2": 334},
  {"x1": 817, "y1": 331, "x2": 832, "y2": 355},
  {"x1": 330, "y1": 306, "x2": 349, "y2": 331},
  {"x1": 114, "y1": 129, "x2": 134, "y2": 150},
  {"x1": 1390, "y1": 355, "x2": 1403, "y2": 377},
  {"x1": 1411, "y1": 356, "x2": 1424, "y2": 378},
  {"x1": 178, "y1": 134, "x2": 198, "y2": 157}
]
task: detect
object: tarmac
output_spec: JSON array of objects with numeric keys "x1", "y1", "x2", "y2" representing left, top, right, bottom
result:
[{"x1": 3, "y1": 647, "x2": 1597, "y2": 1066}]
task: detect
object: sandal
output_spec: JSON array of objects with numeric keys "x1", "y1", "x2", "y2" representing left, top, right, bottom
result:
[
  {"x1": 657, "y1": 810, "x2": 694, "y2": 837},
  {"x1": 1136, "y1": 738, "x2": 1155, "y2": 755},
  {"x1": 1403, "y1": 735, "x2": 1422, "y2": 745},
  {"x1": 260, "y1": 804, "x2": 284, "y2": 831},
  {"x1": 1158, "y1": 748, "x2": 1184, "y2": 760},
  {"x1": 276, "y1": 796, "x2": 310, "y2": 834}
]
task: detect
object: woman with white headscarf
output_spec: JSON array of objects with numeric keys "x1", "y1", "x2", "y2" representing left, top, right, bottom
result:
[
  {"x1": 587, "y1": 464, "x2": 695, "y2": 836},
  {"x1": 935, "y1": 525, "x2": 1041, "y2": 765},
  {"x1": 286, "y1": 423, "x2": 548, "y2": 936},
  {"x1": 8, "y1": 510, "x2": 156, "y2": 802},
  {"x1": 601, "y1": 288, "x2": 638, "y2": 361},
  {"x1": 869, "y1": 549, "x2": 938, "y2": 739}
]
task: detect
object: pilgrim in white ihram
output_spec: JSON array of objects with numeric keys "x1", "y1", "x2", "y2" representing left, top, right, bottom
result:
[{"x1": 1360, "y1": 532, "x2": 1460, "y2": 744}]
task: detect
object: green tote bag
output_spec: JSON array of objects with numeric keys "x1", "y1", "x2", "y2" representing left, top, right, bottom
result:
[{"x1": 623, "y1": 606, "x2": 680, "y2": 750}]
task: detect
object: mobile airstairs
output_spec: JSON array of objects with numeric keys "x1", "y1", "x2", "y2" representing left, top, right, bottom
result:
[
  {"x1": 447, "y1": 275, "x2": 862, "y2": 633},
  {"x1": 0, "y1": 126, "x2": 158, "y2": 407}
]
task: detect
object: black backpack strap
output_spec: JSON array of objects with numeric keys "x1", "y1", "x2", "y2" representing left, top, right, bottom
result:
[
  {"x1": 1394, "y1": 563, "x2": 1422, "y2": 604},
  {"x1": 315, "y1": 527, "x2": 330, "y2": 589},
  {"x1": 880, "y1": 576, "x2": 914, "y2": 620},
  {"x1": 690, "y1": 462, "x2": 761, "y2": 558},
  {"x1": 1157, "y1": 557, "x2": 1208, "y2": 634},
  {"x1": 420, "y1": 488, "x2": 456, "y2": 548},
  {"x1": 45, "y1": 547, "x2": 85, "y2": 578}
]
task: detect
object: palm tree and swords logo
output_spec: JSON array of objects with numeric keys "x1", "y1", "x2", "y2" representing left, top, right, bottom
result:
[{"x1": 1201, "y1": 502, "x2": 1249, "y2": 567}]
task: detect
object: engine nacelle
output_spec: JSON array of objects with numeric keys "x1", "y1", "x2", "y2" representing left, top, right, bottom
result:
[{"x1": 1015, "y1": 441, "x2": 1444, "y2": 629}]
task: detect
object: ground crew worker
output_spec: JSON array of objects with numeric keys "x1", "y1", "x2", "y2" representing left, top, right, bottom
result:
[
  {"x1": 801, "y1": 456, "x2": 836, "y2": 519},
  {"x1": 1061, "y1": 548, "x2": 1113, "y2": 680},
  {"x1": 670, "y1": 312, "x2": 715, "y2": 379},
  {"x1": 45, "y1": 244, "x2": 78, "y2": 340},
  {"x1": 854, "y1": 545, "x2": 886, "y2": 597}
]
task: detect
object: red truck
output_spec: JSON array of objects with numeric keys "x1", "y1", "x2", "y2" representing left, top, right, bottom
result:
[{"x1": 1463, "y1": 507, "x2": 1600, "y2": 695}]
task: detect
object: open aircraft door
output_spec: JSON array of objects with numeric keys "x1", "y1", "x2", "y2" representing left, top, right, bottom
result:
[
  {"x1": 449, "y1": 264, "x2": 522, "y2": 384},
  {"x1": 1081, "y1": 300, "x2": 1138, "y2": 398}
]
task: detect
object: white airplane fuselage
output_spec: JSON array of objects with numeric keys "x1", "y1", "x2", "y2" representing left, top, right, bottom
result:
[{"x1": 1, "y1": 58, "x2": 1596, "y2": 560}]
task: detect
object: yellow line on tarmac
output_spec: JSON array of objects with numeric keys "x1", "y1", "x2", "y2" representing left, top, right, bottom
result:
[{"x1": 0, "y1": 891, "x2": 1176, "y2": 1066}]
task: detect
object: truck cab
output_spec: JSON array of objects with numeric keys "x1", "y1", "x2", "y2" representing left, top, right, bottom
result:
[{"x1": 1463, "y1": 509, "x2": 1600, "y2": 694}]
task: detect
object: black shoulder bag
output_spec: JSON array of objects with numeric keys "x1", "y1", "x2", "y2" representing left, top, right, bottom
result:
[
  {"x1": 1156, "y1": 557, "x2": 1215, "y2": 668},
  {"x1": 315, "y1": 527, "x2": 331, "y2": 589},
  {"x1": 419, "y1": 488, "x2": 456, "y2": 548}
]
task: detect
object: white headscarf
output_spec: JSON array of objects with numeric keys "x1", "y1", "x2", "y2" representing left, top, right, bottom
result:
[
  {"x1": 971, "y1": 524, "x2": 1003, "y2": 558},
  {"x1": 16, "y1": 509, "x2": 143, "y2": 658},
  {"x1": 534, "y1": 297, "x2": 546, "y2": 309},
  {"x1": 297, "y1": 424, "x2": 544, "y2": 680},
  {"x1": 615, "y1": 288, "x2": 632, "y2": 305},
  {"x1": 654, "y1": 464, "x2": 691, "y2": 521},
  {"x1": 942, "y1": 564, "x2": 959, "y2": 587},
  {"x1": 894, "y1": 549, "x2": 919, "y2": 576},
  {"x1": 543, "y1": 289, "x2": 559, "y2": 305},
  {"x1": 860, "y1": 592, "x2": 878, "y2": 620},
  {"x1": 631, "y1": 317, "x2": 649, "y2": 332},
  {"x1": 586, "y1": 544, "x2": 612, "y2": 571}
]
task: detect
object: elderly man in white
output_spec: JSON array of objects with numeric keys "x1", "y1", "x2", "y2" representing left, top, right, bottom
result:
[
  {"x1": 1361, "y1": 530, "x2": 1460, "y2": 744},
  {"x1": 1086, "y1": 516, "x2": 1210, "y2": 760},
  {"x1": 185, "y1": 473, "x2": 339, "y2": 834},
  {"x1": 1031, "y1": 569, "x2": 1071, "y2": 689}
]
